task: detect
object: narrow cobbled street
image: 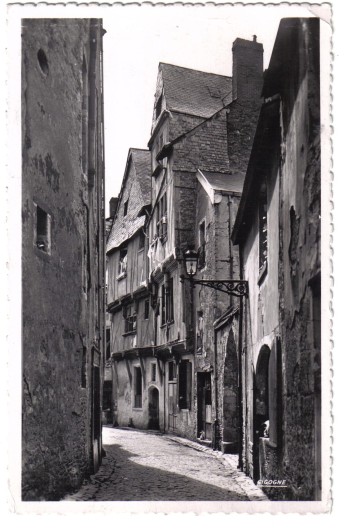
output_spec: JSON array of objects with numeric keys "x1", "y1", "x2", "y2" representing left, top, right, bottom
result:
[{"x1": 65, "y1": 427, "x2": 267, "y2": 502}]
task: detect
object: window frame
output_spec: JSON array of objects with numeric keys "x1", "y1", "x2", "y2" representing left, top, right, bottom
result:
[
  {"x1": 198, "y1": 219, "x2": 206, "y2": 270},
  {"x1": 123, "y1": 304, "x2": 137, "y2": 335},
  {"x1": 34, "y1": 202, "x2": 51, "y2": 255},
  {"x1": 118, "y1": 247, "x2": 128, "y2": 278},
  {"x1": 178, "y1": 360, "x2": 192, "y2": 410},
  {"x1": 161, "y1": 277, "x2": 174, "y2": 326}
]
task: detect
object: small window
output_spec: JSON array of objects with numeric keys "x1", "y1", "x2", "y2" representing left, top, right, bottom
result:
[
  {"x1": 35, "y1": 204, "x2": 51, "y2": 254},
  {"x1": 161, "y1": 277, "x2": 174, "y2": 325},
  {"x1": 156, "y1": 192, "x2": 168, "y2": 241},
  {"x1": 118, "y1": 248, "x2": 127, "y2": 277},
  {"x1": 134, "y1": 366, "x2": 142, "y2": 408},
  {"x1": 139, "y1": 230, "x2": 145, "y2": 251},
  {"x1": 178, "y1": 360, "x2": 192, "y2": 410},
  {"x1": 106, "y1": 328, "x2": 111, "y2": 360},
  {"x1": 196, "y1": 310, "x2": 204, "y2": 352},
  {"x1": 151, "y1": 363, "x2": 157, "y2": 382},
  {"x1": 124, "y1": 304, "x2": 137, "y2": 334},
  {"x1": 198, "y1": 220, "x2": 206, "y2": 269},
  {"x1": 144, "y1": 299, "x2": 150, "y2": 320},
  {"x1": 37, "y1": 49, "x2": 49, "y2": 76},
  {"x1": 168, "y1": 361, "x2": 176, "y2": 381},
  {"x1": 124, "y1": 200, "x2": 129, "y2": 217}
]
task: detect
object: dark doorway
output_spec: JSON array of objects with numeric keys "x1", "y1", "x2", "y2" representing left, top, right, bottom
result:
[
  {"x1": 168, "y1": 361, "x2": 177, "y2": 431},
  {"x1": 197, "y1": 372, "x2": 212, "y2": 441},
  {"x1": 92, "y1": 365, "x2": 101, "y2": 472},
  {"x1": 222, "y1": 329, "x2": 239, "y2": 454},
  {"x1": 148, "y1": 387, "x2": 160, "y2": 430},
  {"x1": 253, "y1": 345, "x2": 270, "y2": 483}
]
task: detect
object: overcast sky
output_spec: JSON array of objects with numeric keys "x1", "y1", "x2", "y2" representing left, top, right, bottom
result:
[{"x1": 102, "y1": 3, "x2": 321, "y2": 207}]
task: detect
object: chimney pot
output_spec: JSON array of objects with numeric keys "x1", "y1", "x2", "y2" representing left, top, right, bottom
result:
[{"x1": 253, "y1": 35, "x2": 257, "y2": 42}]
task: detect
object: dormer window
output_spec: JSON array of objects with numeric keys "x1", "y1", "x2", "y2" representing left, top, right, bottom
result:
[{"x1": 155, "y1": 94, "x2": 163, "y2": 120}]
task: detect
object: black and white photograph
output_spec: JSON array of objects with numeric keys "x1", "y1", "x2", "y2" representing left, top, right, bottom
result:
[{"x1": 4, "y1": 0, "x2": 335, "y2": 516}]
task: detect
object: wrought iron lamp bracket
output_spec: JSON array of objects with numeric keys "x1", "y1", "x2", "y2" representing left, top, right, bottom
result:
[{"x1": 180, "y1": 276, "x2": 248, "y2": 297}]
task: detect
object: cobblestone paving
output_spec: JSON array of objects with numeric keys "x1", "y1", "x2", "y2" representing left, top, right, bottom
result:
[{"x1": 64, "y1": 427, "x2": 267, "y2": 502}]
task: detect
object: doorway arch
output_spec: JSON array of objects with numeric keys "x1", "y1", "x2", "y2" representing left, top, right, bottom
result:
[
  {"x1": 148, "y1": 386, "x2": 160, "y2": 430},
  {"x1": 253, "y1": 344, "x2": 271, "y2": 482}
]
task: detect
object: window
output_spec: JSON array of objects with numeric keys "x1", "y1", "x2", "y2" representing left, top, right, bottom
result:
[
  {"x1": 196, "y1": 310, "x2": 204, "y2": 352},
  {"x1": 178, "y1": 360, "x2": 192, "y2": 410},
  {"x1": 144, "y1": 299, "x2": 150, "y2": 320},
  {"x1": 123, "y1": 200, "x2": 128, "y2": 217},
  {"x1": 151, "y1": 363, "x2": 157, "y2": 382},
  {"x1": 161, "y1": 277, "x2": 174, "y2": 325},
  {"x1": 156, "y1": 192, "x2": 167, "y2": 241},
  {"x1": 106, "y1": 328, "x2": 111, "y2": 360},
  {"x1": 37, "y1": 48, "x2": 49, "y2": 76},
  {"x1": 168, "y1": 361, "x2": 176, "y2": 381},
  {"x1": 35, "y1": 204, "x2": 51, "y2": 254},
  {"x1": 258, "y1": 180, "x2": 268, "y2": 275},
  {"x1": 139, "y1": 230, "x2": 145, "y2": 251},
  {"x1": 118, "y1": 248, "x2": 127, "y2": 277},
  {"x1": 134, "y1": 366, "x2": 142, "y2": 408},
  {"x1": 198, "y1": 220, "x2": 206, "y2": 269},
  {"x1": 124, "y1": 304, "x2": 137, "y2": 334}
]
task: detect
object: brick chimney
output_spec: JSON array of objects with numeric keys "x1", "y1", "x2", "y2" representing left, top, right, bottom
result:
[
  {"x1": 109, "y1": 197, "x2": 118, "y2": 218},
  {"x1": 232, "y1": 36, "x2": 263, "y2": 102}
]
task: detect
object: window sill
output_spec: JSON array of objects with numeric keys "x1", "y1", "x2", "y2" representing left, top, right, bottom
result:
[
  {"x1": 160, "y1": 320, "x2": 174, "y2": 329},
  {"x1": 132, "y1": 407, "x2": 143, "y2": 411},
  {"x1": 122, "y1": 331, "x2": 136, "y2": 337},
  {"x1": 259, "y1": 436, "x2": 278, "y2": 449},
  {"x1": 257, "y1": 262, "x2": 268, "y2": 286}
]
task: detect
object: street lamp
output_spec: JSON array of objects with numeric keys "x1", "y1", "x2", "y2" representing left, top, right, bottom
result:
[{"x1": 181, "y1": 248, "x2": 248, "y2": 298}]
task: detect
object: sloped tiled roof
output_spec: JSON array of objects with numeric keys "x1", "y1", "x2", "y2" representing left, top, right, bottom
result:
[
  {"x1": 160, "y1": 63, "x2": 233, "y2": 118},
  {"x1": 106, "y1": 148, "x2": 151, "y2": 253},
  {"x1": 132, "y1": 149, "x2": 152, "y2": 201},
  {"x1": 200, "y1": 170, "x2": 244, "y2": 194}
]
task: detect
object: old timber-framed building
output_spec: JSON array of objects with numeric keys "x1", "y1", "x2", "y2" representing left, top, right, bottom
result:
[
  {"x1": 22, "y1": 18, "x2": 106, "y2": 500},
  {"x1": 108, "y1": 37, "x2": 263, "y2": 447},
  {"x1": 106, "y1": 149, "x2": 154, "y2": 429}
]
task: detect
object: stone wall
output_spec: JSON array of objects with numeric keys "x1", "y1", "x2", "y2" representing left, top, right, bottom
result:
[
  {"x1": 22, "y1": 19, "x2": 105, "y2": 500},
  {"x1": 278, "y1": 19, "x2": 321, "y2": 501}
]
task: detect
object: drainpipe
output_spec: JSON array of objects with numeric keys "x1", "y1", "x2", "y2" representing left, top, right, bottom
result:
[
  {"x1": 238, "y1": 251, "x2": 244, "y2": 470},
  {"x1": 213, "y1": 328, "x2": 219, "y2": 450}
]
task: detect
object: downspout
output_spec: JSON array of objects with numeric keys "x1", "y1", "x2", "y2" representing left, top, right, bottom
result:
[
  {"x1": 213, "y1": 327, "x2": 219, "y2": 450},
  {"x1": 238, "y1": 250, "x2": 244, "y2": 470}
]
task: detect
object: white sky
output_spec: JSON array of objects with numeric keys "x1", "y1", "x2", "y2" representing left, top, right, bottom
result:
[{"x1": 102, "y1": 3, "x2": 324, "y2": 207}]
